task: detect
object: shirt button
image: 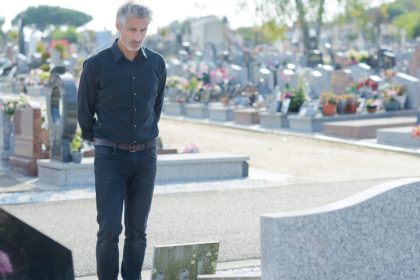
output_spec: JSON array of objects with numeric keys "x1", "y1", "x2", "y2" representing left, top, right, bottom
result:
[
  {"x1": 134, "y1": 125, "x2": 137, "y2": 128},
  {"x1": 134, "y1": 108, "x2": 137, "y2": 111},
  {"x1": 132, "y1": 77, "x2": 135, "y2": 80},
  {"x1": 134, "y1": 93, "x2": 137, "y2": 95}
]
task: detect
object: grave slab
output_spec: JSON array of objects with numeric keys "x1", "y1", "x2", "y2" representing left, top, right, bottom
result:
[
  {"x1": 376, "y1": 126, "x2": 420, "y2": 148},
  {"x1": 198, "y1": 276, "x2": 261, "y2": 280},
  {"x1": 163, "y1": 101, "x2": 186, "y2": 116},
  {"x1": 234, "y1": 109, "x2": 261, "y2": 125},
  {"x1": 185, "y1": 103, "x2": 209, "y2": 119},
  {"x1": 323, "y1": 116, "x2": 416, "y2": 139},
  {"x1": 259, "y1": 112, "x2": 289, "y2": 128},
  {"x1": 208, "y1": 105, "x2": 234, "y2": 122},
  {"x1": 151, "y1": 241, "x2": 219, "y2": 280},
  {"x1": 288, "y1": 109, "x2": 417, "y2": 133},
  {"x1": 37, "y1": 153, "x2": 249, "y2": 188},
  {"x1": 261, "y1": 178, "x2": 420, "y2": 280}
]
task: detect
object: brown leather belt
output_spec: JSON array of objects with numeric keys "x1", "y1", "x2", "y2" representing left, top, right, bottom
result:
[{"x1": 94, "y1": 138, "x2": 156, "y2": 153}]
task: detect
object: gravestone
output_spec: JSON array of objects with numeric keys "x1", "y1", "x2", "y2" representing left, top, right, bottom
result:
[
  {"x1": 330, "y1": 69, "x2": 353, "y2": 94},
  {"x1": 0, "y1": 98, "x2": 14, "y2": 167},
  {"x1": 276, "y1": 69, "x2": 298, "y2": 90},
  {"x1": 9, "y1": 100, "x2": 48, "y2": 176},
  {"x1": 227, "y1": 64, "x2": 247, "y2": 86},
  {"x1": 305, "y1": 70, "x2": 328, "y2": 98},
  {"x1": 348, "y1": 63, "x2": 372, "y2": 82},
  {"x1": 151, "y1": 241, "x2": 219, "y2": 280},
  {"x1": 261, "y1": 179, "x2": 420, "y2": 280},
  {"x1": 392, "y1": 72, "x2": 420, "y2": 109},
  {"x1": 167, "y1": 58, "x2": 184, "y2": 77},
  {"x1": 46, "y1": 66, "x2": 78, "y2": 162},
  {"x1": 0, "y1": 207, "x2": 74, "y2": 279},
  {"x1": 408, "y1": 47, "x2": 420, "y2": 80}
]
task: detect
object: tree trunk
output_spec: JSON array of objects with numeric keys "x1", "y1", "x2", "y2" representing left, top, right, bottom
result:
[
  {"x1": 295, "y1": 0, "x2": 310, "y2": 55},
  {"x1": 314, "y1": 0, "x2": 325, "y2": 49}
]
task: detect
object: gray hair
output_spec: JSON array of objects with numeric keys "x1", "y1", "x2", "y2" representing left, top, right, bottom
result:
[{"x1": 116, "y1": 1, "x2": 153, "y2": 25}]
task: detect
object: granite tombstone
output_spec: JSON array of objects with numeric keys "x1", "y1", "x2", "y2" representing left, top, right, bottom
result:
[{"x1": 0, "y1": 207, "x2": 74, "y2": 279}]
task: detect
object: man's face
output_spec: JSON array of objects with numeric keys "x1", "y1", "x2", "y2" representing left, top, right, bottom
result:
[{"x1": 117, "y1": 15, "x2": 149, "y2": 52}]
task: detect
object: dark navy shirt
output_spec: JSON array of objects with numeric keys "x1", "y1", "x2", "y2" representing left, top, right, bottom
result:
[{"x1": 77, "y1": 39, "x2": 166, "y2": 143}]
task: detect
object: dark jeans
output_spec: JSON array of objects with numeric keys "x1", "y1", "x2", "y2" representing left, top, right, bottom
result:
[{"x1": 94, "y1": 144, "x2": 157, "y2": 280}]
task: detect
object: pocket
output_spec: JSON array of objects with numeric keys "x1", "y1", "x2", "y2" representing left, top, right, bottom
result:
[
  {"x1": 94, "y1": 145, "x2": 117, "y2": 158},
  {"x1": 147, "y1": 146, "x2": 157, "y2": 159}
]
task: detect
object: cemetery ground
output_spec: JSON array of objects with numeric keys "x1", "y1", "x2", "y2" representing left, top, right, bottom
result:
[{"x1": 1, "y1": 117, "x2": 420, "y2": 279}]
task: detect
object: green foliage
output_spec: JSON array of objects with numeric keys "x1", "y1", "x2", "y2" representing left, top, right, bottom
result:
[
  {"x1": 236, "y1": 20, "x2": 285, "y2": 44},
  {"x1": 70, "y1": 128, "x2": 82, "y2": 152},
  {"x1": 392, "y1": 11, "x2": 420, "y2": 39},
  {"x1": 35, "y1": 41, "x2": 45, "y2": 53},
  {"x1": 289, "y1": 77, "x2": 307, "y2": 113},
  {"x1": 12, "y1": 5, "x2": 92, "y2": 30},
  {"x1": 49, "y1": 26, "x2": 79, "y2": 43},
  {"x1": 6, "y1": 30, "x2": 18, "y2": 43}
]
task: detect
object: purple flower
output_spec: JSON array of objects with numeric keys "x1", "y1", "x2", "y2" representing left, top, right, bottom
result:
[{"x1": 0, "y1": 250, "x2": 13, "y2": 277}]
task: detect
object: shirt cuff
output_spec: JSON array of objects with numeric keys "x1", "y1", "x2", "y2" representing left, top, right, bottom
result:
[{"x1": 81, "y1": 130, "x2": 94, "y2": 142}]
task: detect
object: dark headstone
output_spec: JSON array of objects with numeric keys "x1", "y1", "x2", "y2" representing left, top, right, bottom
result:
[
  {"x1": 46, "y1": 67, "x2": 78, "y2": 162},
  {"x1": 0, "y1": 207, "x2": 74, "y2": 279},
  {"x1": 307, "y1": 49, "x2": 323, "y2": 68}
]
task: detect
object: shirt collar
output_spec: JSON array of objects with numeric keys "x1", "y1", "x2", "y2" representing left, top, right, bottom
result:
[{"x1": 111, "y1": 39, "x2": 148, "y2": 62}]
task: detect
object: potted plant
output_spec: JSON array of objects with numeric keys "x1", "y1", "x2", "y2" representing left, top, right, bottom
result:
[
  {"x1": 382, "y1": 84, "x2": 406, "y2": 110},
  {"x1": 319, "y1": 92, "x2": 338, "y2": 116},
  {"x1": 70, "y1": 128, "x2": 82, "y2": 163},
  {"x1": 287, "y1": 78, "x2": 306, "y2": 113},
  {"x1": 344, "y1": 94, "x2": 359, "y2": 114},
  {"x1": 366, "y1": 99, "x2": 378, "y2": 113}
]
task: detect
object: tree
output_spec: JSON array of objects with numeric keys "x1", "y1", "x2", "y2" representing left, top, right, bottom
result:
[
  {"x1": 49, "y1": 26, "x2": 79, "y2": 43},
  {"x1": 238, "y1": 0, "x2": 329, "y2": 56},
  {"x1": 12, "y1": 5, "x2": 92, "y2": 31}
]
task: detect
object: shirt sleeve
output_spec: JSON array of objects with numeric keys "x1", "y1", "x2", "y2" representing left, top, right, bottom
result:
[
  {"x1": 77, "y1": 59, "x2": 97, "y2": 141},
  {"x1": 154, "y1": 56, "x2": 167, "y2": 122}
]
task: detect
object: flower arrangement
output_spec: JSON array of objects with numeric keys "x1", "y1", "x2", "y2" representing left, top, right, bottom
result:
[
  {"x1": 180, "y1": 143, "x2": 199, "y2": 153},
  {"x1": 319, "y1": 92, "x2": 339, "y2": 105},
  {"x1": 0, "y1": 250, "x2": 13, "y2": 278},
  {"x1": 1, "y1": 94, "x2": 28, "y2": 118},
  {"x1": 286, "y1": 77, "x2": 306, "y2": 113},
  {"x1": 70, "y1": 127, "x2": 82, "y2": 152},
  {"x1": 411, "y1": 125, "x2": 420, "y2": 138},
  {"x1": 351, "y1": 78, "x2": 379, "y2": 99},
  {"x1": 382, "y1": 84, "x2": 405, "y2": 103}
]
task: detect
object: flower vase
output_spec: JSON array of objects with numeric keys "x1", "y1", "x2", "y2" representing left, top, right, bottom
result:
[
  {"x1": 344, "y1": 101, "x2": 358, "y2": 114},
  {"x1": 384, "y1": 101, "x2": 400, "y2": 111},
  {"x1": 322, "y1": 103, "x2": 336, "y2": 116},
  {"x1": 366, "y1": 105, "x2": 377, "y2": 113},
  {"x1": 71, "y1": 151, "x2": 82, "y2": 163},
  {"x1": 393, "y1": 95, "x2": 407, "y2": 109},
  {"x1": 2, "y1": 116, "x2": 14, "y2": 152}
]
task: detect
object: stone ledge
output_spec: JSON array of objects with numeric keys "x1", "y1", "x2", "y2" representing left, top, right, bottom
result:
[
  {"x1": 198, "y1": 275, "x2": 260, "y2": 280},
  {"x1": 376, "y1": 126, "x2": 420, "y2": 148},
  {"x1": 323, "y1": 117, "x2": 416, "y2": 139},
  {"x1": 288, "y1": 109, "x2": 417, "y2": 132},
  {"x1": 37, "y1": 153, "x2": 249, "y2": 188}
]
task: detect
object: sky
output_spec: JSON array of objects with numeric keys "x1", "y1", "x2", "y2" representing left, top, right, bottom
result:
[{"x1": 0, "y1": 0, "x2": 255, "y2": 34}]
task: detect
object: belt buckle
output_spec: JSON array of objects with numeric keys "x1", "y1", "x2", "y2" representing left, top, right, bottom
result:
[{"x1": 128, "y1": 142, "x2": 137, "y2": 153}]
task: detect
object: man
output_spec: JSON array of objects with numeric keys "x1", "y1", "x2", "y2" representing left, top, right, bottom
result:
[{"x1": 77, "y1": 1, "x2": 166, "y2": 279}]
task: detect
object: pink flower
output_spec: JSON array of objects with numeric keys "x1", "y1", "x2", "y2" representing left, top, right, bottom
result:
[{"x1": 0, "y1": 250, "x2": 13, "y2": 277}]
